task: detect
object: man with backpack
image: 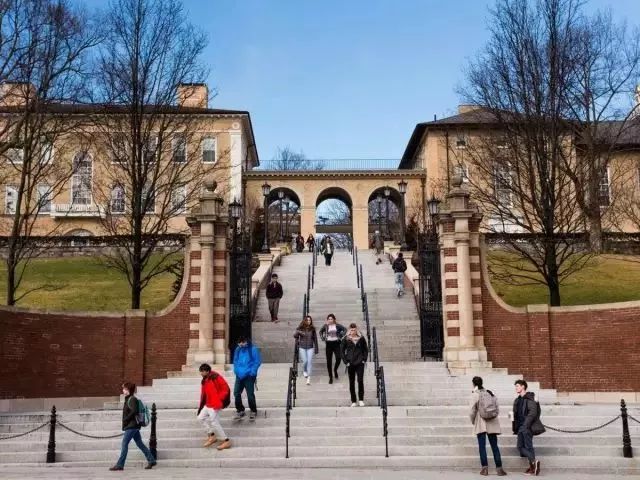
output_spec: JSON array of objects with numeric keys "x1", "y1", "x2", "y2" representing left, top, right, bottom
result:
[
  {"x1": 513, "y1": 379, "x2": 545, "y2": 476},
  {"x1": 266, "y1": 273, "x2": 284, "y2": 323},
  {"x1": 469, "y1": 376, "x2": 506, "y2": 476},
  {"x1": 232, "y1": 336, "x2": 262, "y2": 421},
  {"x1": 392, "y1": 252, "x2": 407, "y2": 297},
  {"x1": 197, "y1": 363, "x2": 232, "y2": 450}
]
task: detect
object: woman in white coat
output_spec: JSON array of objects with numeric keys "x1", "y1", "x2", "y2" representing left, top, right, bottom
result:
[{"x1": 469, "y1": 376, "x2": 507, "y2": 476}]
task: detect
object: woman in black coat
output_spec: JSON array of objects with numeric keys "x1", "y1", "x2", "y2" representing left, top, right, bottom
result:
[{"x1": 340, "y1": 323, "x2": 369, "y2": 407}]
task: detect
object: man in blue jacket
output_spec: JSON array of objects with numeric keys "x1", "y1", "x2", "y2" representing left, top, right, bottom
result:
[{"x1": 232, "y1": 336, "x2": 262, "y2": 421}]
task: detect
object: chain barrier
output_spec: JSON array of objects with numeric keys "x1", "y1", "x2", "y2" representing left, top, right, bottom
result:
[
  {"x1": 57, "y1": 420, "x2": 124, "y2": 439},
  {"x1": 542, "y1": 415, "x2": 621, "y2": 434},
  {"x1": 0, "y1": 421, "x2": 50, "y2": 440},
  {"x1": 629, "y1": 415, "x2": 640, "y2": 425}
]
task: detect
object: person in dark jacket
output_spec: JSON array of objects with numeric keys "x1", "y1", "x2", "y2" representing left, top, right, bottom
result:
[
  {"x1": 265, "y1": 273, "x2": 283, "y2": 323},
  {"x1": 232, "y1": 336, "x2": 262, "y2": 421},
  {"x1": 512, "y1": 379, "x2": 543, "y2": 476},
  {"x1": 392, "y1": 253, "x2": 407, "y2": 297},
  {"x1": 294, "y1": 315, "x2": 319, "y2": 385},
  {"x1": 109, "y1": 382, "x2": 156, "y2": 471},
  {"x1": 319, "y1": 313, "x2": 347, "y2": 384},
  {"x1": 296, "y1": 234, "x2": 305, "y2": 252},
  {"x1": 340, "y1": 323, "x2": 369, "y2": 407},
  {"x1": 306, "y1": 234, "x2": 315, "y2": 252},
  {"x1": 321, "y1": 237, "x2": 335, "y2": 266}
]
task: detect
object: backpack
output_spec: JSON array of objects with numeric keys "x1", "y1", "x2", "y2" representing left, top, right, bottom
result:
[
  {"x1": 212, "y1": 373, "x2": 231, "y2": 409},
  {"x1": 128, "y1": 397, "x2": 150, "y2": 427},
  {"x1": 531, "y1": 400, "x2": 545, "y2": 436},
  {"x1": 478, "y1": 389, "x2": 500, "y2": 420}
]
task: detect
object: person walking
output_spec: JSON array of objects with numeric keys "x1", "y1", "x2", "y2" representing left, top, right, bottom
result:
[
  {"x1": 513, "y1": 379, "x2": 544, "y2": 476},
  {"x1": 265, "y1": 273, "x2": 283, "y2": 323},
  {"x1": 232, "y1": 336, "x2": 262, "y2": 422},
  {"x1": 197, "y1": 364, "x2": 232, "y2": 451},
  {"x1": 322, "y1": 236, "x2": 335, "y2": 266},
  {"x1": 340, "y1": 323, "x2": 368, "y2": 407},
  {"x1": 392, "y1": 252, "x2": 407, "y2": 297},
  {"x1": 296, "y1": 234, "x2": 305, "y2": 252},
  {"x1": 294, "y1": 315, "x2": 319, "y2": 385},
  {"x1": 319, "y1": 313, "x2": 346, "y2": 384},
  {"x1": 374, "y1": 231, "x2": 384, "y2": 261},
  {"x1": 306, "y1": 233, "x2": 315, "y2": 252},
  {"x1": 109, "y1": 382, "x2": 157, "y2": 471},
  {"x1": 469, "y1": 376, "x2": 506, "y2": 476}
]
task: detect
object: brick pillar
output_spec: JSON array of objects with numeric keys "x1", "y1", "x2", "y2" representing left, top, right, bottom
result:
[
  {"x1": 439, "y1": 176, "x2": 491, "y2": 374},
  {"x1": 212, "y1": 219, "x2": 229, "y2": 364}
]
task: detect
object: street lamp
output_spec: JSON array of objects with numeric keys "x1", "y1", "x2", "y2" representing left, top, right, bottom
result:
[
  {"x1": 261, "y1": 182, "x2": 271, "y2": 253},
  {"x1": 384, "y1": 186, "x2": 391, "y2": 240},
  {"x1": 284, "y1": 195, "x2": 290, "y2": 239},
  {"x1": 229, "y1": 198, "x2": 242, "y2": 251},
  {"x1": 278, "y1": 190, "x2": 285, "y2": 242},
  {"x1": 376, "y1": 193, "x2": 383, "y2": 239},
  {"x1": 427, "y1": 194, "x2": 441, "y2": 236},
  {"x1": 398, "y1": 180, "x2": 408, "y2": 250}
]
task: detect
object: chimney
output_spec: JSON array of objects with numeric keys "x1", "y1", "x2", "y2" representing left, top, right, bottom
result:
[
  {"x1": 458, "y1": 104, "x2": 482, "y2": 115},
  {"x1": 177, "y1": 83, "x2": 208, "y2": 109},
  {"x1": 0, "y1": 82, "x2": 36, "y2": 107}
]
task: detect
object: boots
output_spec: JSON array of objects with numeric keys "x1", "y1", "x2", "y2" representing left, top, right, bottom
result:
[
  {"x1": 496, "y1": 467, "x2": 507, "y2": 476},
  {"x1": 480, "y1": 466, "x2": 488, "y2": 476}
]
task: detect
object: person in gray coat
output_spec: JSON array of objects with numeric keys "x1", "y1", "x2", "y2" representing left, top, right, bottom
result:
[{"x1": 469, "y1": 376, "x2": 506, "y2": 476}]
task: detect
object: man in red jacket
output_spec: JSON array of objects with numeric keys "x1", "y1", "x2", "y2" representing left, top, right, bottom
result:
[{"x1": 197, "y1": 364, "x2": 231, "y2": 450}]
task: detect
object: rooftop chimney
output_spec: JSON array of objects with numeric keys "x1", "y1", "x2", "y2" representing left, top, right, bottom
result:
[
  {"x1": 458, "y1": 104, "x2": 482, "y2": 115},
  {"x1": 177, "y1": 83, "x2": 208, "y2": 109},
  {"x1": 0, "y1": 82, "x2": 36, "y2": 107}
]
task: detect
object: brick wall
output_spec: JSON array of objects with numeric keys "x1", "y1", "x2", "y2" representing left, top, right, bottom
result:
[{"x1": 481, "y1": 251, "x2": 640, "y2": 392}]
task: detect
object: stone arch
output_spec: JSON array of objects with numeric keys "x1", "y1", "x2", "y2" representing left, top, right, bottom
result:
[
  {"x1": 65, "y1": 228, "x2": 94, "y2": 236},
  {"x1": 266, "y1": 186, "x2": 301, "y2": 208},
  {"x1": 315, "y1": 186, "x2": 353, "y2": 210},
  {"x1": 366, "y1": 185, "x2": 402, "y2": 241}
]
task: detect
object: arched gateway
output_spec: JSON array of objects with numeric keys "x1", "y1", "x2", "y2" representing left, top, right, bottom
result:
[{"x1": 244, "y1": 164, "x2": 427, "y2": 250}]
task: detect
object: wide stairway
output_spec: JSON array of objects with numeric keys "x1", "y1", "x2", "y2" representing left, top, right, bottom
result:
[{"x1": 1, "y1": 249, "x2": 639, "y2": 474}]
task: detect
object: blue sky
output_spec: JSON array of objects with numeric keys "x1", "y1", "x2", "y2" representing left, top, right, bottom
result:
[{"x1": 83, "y1": 0, "x2": 640, "y2": 160}]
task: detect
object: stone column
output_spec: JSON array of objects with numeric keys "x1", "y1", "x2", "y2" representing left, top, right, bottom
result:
[
  {"x1": 300, "y1": 206, "x2": 315, "y2": 238},
  {"x1": 352, "y1": 205, "x2": 369, "y2": 250},
  {"x1": 438, "y1": 176, "x2": 491, "y2": 374}
]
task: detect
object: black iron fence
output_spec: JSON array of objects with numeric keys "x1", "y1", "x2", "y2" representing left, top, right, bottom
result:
[{"x1": 255, "y1": 159, "x2": 403, "y2": 171}]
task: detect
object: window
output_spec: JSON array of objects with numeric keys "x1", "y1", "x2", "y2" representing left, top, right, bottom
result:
[
  {"x1": 144, "y1": 135, "x2": 158, "y2": 164},
  {"x1": 453, "y1": 163, "x2": 469, "y2": 183},
  {"x1": 40, "y1": 140, "x2": 53, "y2": 164},
  {"x1": 172, "y1": 135, "x2": 186, "y2": 163},
  {"x1": 37, "y1": 185, "x2": 52, "y2": 213},
  {"x1": 71, "y1": 151, "x2": 92, "y2": 206},
  {"x1": 494, "y1": 163, "x2": 513, "y2": 207},
  {"x1": 488, "y1": 216, "x2": 523, "y2": 233},
  {"x1": 6, "y1": 147, "x2": 23, "y2": 164},
  {"x1": 171, "y1": 185, "x2": 187, "y2": 214},
  {"x1": 142, "y1": 182, "x2": 155, "y2": 214},
  {"x1": 455, "y1": 134, "x2": 467, "y2": 149},
  {"x1": 111, "y1": 133, "x2": 128, "y2": 164},
  {"x1": 202, "y1": 137, "x2": 216, "y2": 163},
  {"x1": 496, "y1": 137, "x2": 508, "y2": 149},
  {"x1": 110, "y1": 184, "x2": 125, "y2": 214},
  {"x1": 598, "y1": 168, "x2": 611, "y2": 207},
  {"x1": 5, "y1": 186, "x2": 17, "y2": 214}
]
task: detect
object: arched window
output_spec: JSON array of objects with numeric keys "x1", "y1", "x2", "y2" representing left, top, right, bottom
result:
[{"x1": 71, "y1": 152, "x2": 92, "y2": 205}]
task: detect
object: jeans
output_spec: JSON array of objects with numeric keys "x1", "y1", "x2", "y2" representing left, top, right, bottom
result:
[
  {"x1": 477, "y1": 432, "x2": 502, "y2": 468},
  {"x1": 267, "y1": 298, "x2": 280, "y2": 320},
  {"x1": 517, "y1": 428, "x2": 536, "y2": 463},
  {"x1": 394, "y1": 272, "x2": 404, "y2": 294},
  {"x1": 324, "y1": 253, "x2": 333, "y2": 265},
  {"x1": 198, "y1": 406, "x2": 227, "y2": 439},
  {"x1": 325, "y1": 341, "x2": 341, "y2": 378},
  {"x1": 115, "y1": 428, "x2": 155, "y2": 468},
  {"x1": 348, "y1": 363, "x2": 365, "y2": 402},
  {"x1": 234, "y1": 376, "x2": 257, "y2": 413},
  {"x1": 299, "y1": 347, "x2": 315, "y2": 376}
]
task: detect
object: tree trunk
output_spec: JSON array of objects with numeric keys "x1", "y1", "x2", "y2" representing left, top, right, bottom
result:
[
  {"x1": 587, "y1": 210, "x2": 603, "y2": 254},
  {"x1": 6, "y1": 257, "x2": 16, "y2": 306},
  {"x1": 131, "y1": 258, "x2": 142, "y2": 309},
  {"x1": 545, "y1": 241, "x2": 562, "y2": 307}
]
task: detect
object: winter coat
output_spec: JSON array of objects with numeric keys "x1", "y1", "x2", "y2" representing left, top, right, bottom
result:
[
  {"x1": 319, "y1": 323, "x2": 347, "y2": 342},
  {"x1": 294, "y1": 328, "x2": 319, "y2": 353},
  {"x1": 392, "y1": 257, "x2": 407, "y2": 273},
  {"x1": 266, "y1": 282, "x2": 283, "y2": 299},
  {"x1": 322, "y1": 242, "x2": 334, "y2": 255},
  {"x1": 198, "y1": 372, "x2": 230, "y2": 412},
  {"x1": 340, "y1": 335, "x2": 368, "y2": 366},
  {"x1": 469, "y1": 389, "x2": 501, "y2": 435},
  {"x1": 122, "y1": 395, "x2": 141, "y2": 431},
  {"x1": 233, "y1": 343, "x2": 262, "y2": 380},
  {"x1": 512, "y1": 392, "x2": 545, "y2": 435}
]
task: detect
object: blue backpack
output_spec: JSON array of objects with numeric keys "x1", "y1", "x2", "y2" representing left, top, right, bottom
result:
[{"x1": 128, "y1": 397, "x2": 150, "y2": 427}]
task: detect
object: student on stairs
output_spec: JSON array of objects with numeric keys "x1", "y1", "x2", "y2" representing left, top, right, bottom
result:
[
  {"x1": 294, "y1": 315, "x2": 319, "y2": 385},
  {"x1": 340, "y1": 323, "x2": 368, "y2": 407},
  {"x1": 392, "y1": 252, "x2": 407, "y2": 297},
  {"x1": 232, "y1": 336, "x2": 262, "y2": 422},
  {"x1": 266, "y1": 273, "x2": 283, "y2": 323},
  {"x1": 513, "y1": 379, "x2": 544, "y2": 476},
  {"x1": 469, "y1": 376, "x2": 506, "y2": 477},
  {"x1": 319, "y1": 313, "x2": 346, "y2": 384},
  {"x1": 197, "y1": 364, "x2": 232, "y2": 451}
]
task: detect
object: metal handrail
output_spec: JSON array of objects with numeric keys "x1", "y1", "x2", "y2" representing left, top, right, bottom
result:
[
  {"x1": 286, "y1": 338, "x2": 300, "y2": 459},
  {"x1": 378, "y1": 365, "x2": 389, "y2": 458},
  {"x1": 359, "y1": 264, "x2": 364, "y2": 300}
]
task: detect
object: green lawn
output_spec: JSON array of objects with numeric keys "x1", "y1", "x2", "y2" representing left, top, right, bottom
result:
[
  {"x1": 0, "y1": 256, "x2": 178, "y2": 312},
  {"x1": 488, "y1": 252, "x2": 640, "y2": 307}
]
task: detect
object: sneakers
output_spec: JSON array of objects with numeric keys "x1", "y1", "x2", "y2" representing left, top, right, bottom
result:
[
  {"x1": 306, "y1": 377, "x2": 311, "y2": 385},
  {"x1": 534, "y1": 460, "x2": 541, "y2": 476},
  {"x1": 109, "y1": 466, "x2": 124, "y2": 471},
  {"x1": 249, "y1": 411, "x2": 256, "y2": 422},
  {"x1": 525, "y1": 464, "x2": 534, "y2": 475},
  {"x1": 216, "y1": 439, "x2": 232, "y2": 450},
  {"x1": 496, "y1": 467, "x2": 507, "y2": 476},
  {"x1": 144, "y1": 462, "x2": 156, "y2": 470},
  {"x1": 233, "y1": 411, "x2": 245, "y2": 422},
  {"x1": 358, "y1": 400, "x2": 365, "y2": 407},
  {"x1": 334, "y1": 370, "x2": 339, "y2": 380},
  {"x1": 303, "y1": 371, "x2": 308, "y2": 378},
  {"x1": 351, "y1": 402, "x2": 357, "y2": 407},
  {"x1": 328, "y1": 377, "x2": 333, "y2": 384},
  {"x1": 479, "y1": 466, "x2": 488, "y2": 476},
  {"x1": 203, "y1": 435, "x2": 217, "y2": 447}
]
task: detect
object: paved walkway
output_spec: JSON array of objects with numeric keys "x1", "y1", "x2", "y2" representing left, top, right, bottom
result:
[{"x1": 1, "y1": 467, "x2": 639, "y2": 480}]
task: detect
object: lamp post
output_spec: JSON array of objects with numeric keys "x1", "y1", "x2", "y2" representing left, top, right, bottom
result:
[
  {"x1": 278, "y1": 190, "x2": 284, "y2": 242},
  {"x1": 261, "y1": 182, "x2": 271, "y2": 253},
  {"x1": 229, "y1": 198, "x2": 242, "y2": 251},
  {"x1": 398, "y1": 180, "x2": 408, "y2": 250},
  {"x1": 384, "y1": 186, "x2": 391, "y2": 240},
  {"x1": 376, "y1": 193, "x2": 383, "y2": 237},
  {"x1": 284, "y1": 195, "x2": 290, "y2": 239},
  {"x1": 427, "y1": 194, "x2": 441, "y2": 237}
]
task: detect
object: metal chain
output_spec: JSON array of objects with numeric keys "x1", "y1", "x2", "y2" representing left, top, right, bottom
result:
[
  {"x1": 628, "y1": 415, "x2": 640, "y2": 425},
  {"x1": 543, "y1": 415, "x2": 620, "y2": 434},
  {"x1": 0, "y1": 421, "x2": 50, "y2": 440},
  {"x1": 57, "y1": 421, "x2": 124, "y2": 439}
]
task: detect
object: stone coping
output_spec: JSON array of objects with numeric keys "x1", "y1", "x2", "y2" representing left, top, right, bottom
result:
[{"x1": 0, "y1": 396, "x2": 118, "y2": 413}]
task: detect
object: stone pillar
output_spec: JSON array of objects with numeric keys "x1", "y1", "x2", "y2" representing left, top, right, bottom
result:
[
  {"x1": 438, "y1": 176, "x2": 491, "y2": 374},
  {"x1": 352, "y1": 205, "x2": 369, "y2": 250},
  {"x1": 212, "y1": 219, "x2": 229, "y2": 364},
  {"x1": 300, "y1": 206, "x2": 315, "y2": 238}
]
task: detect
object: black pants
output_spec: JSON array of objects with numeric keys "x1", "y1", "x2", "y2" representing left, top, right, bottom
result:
[
  {"x1": 324, "y1": 253, "x2": 333, "y2": 265},
  {"x1": 325, "y1": 341, "x2": 341, "y2": 378},
  {"x1": 348, "y1": 363, "x2": 365, "y2": 402}
]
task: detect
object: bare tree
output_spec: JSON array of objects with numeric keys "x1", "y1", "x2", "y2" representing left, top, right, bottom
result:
[
  {"x1": 0, "y1": 0, "x2": 98, "y2": 305},
  {"x1": 460, "y1": 0, "x2": 593, "y2": 306},
  {"x1": 270, "y1": 146, "x2": 323, "y2": 171},
  {"x1": 91, "y1": 0, "x2": 215, "y2": 309}
]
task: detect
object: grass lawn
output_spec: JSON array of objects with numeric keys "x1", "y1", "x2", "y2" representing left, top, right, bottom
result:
[
  {"x1": 0, "y1": 256, "x2": 179, "y2": 312},
  {"x1": 488, "y1": 252, "x2": 640, "y2": 307}
]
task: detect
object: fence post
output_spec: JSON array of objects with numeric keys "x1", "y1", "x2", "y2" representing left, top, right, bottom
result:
[
  {"x1": 303, "y1": 293, "x2": 307, "y2": 318},
  {"x1": 621, "y1": 399, "x2": 633, "y2": 458},
  {"x1": 46, "y1": 406, "x2": 56, "y2": 463},
  {"x1": 360, "y1": 265, "x2": 364, "y2": 298},
  {"x1": 307, "y1": 266, "x2": 311, "y2": 301},
  {"x1": 312, "y1": 259, "x2": 315, "y2": 289},
  {"x1": 150, "y1": 403, "x2": 158, "y2": 460}
]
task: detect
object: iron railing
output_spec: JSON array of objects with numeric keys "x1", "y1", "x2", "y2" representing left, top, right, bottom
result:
[
  {"x1": 371, "y1": 326, "x2": 389, "y2": 457},
  {"x1": 255, "y1": 159, "x2": 403, "y2": 171},
  {"x1": 286, "y1": 338, "x2": 300, "y2": 459}
]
